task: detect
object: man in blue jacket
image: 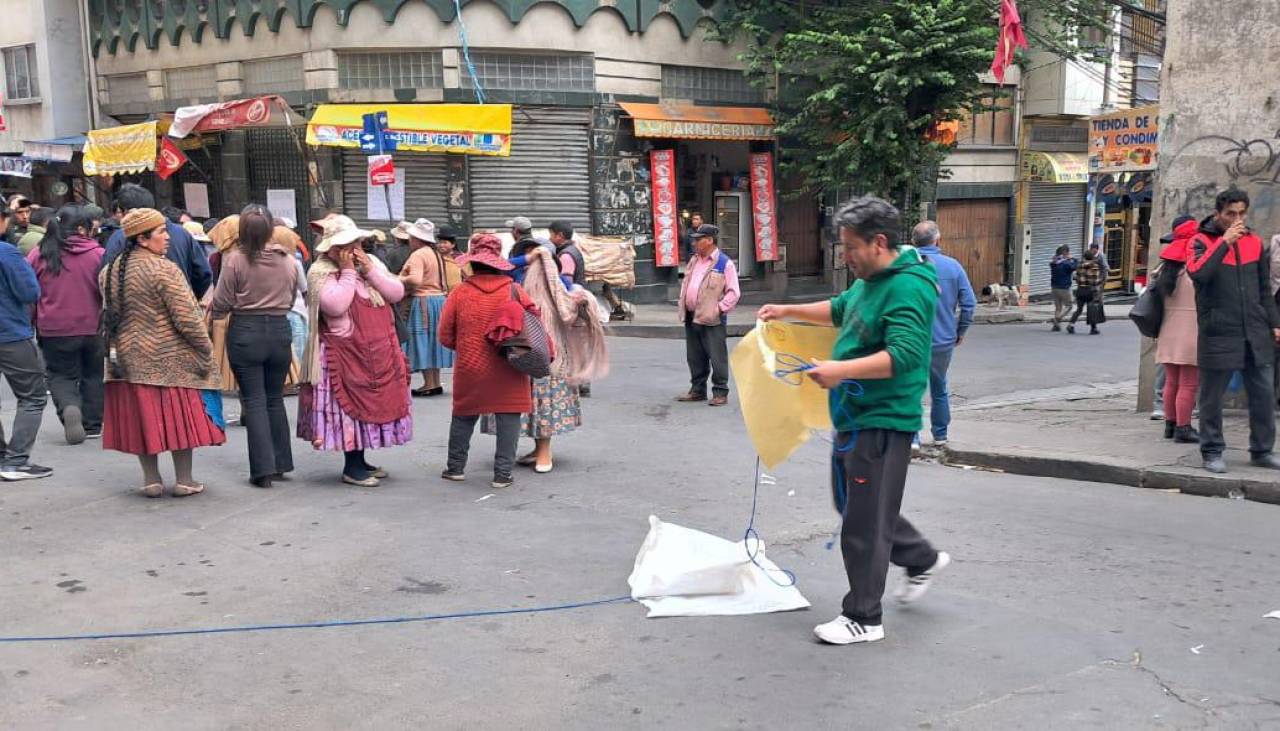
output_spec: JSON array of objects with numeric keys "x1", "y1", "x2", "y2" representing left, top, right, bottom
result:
[
  {"x1": 1049, "y1": 245, "x2": 1078, "y2": 332},
  {"x1": 914, "y1": 221, "x2": 975, "y2": 447},
  {"x1": 101, "y1": 183, "x2": 211, "y2": 299},
  {"x1": 0, "y1": 208, "x2": 51, "y2": 480}
]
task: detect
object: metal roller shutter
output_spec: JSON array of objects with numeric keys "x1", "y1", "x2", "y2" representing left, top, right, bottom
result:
[
  {"x1": 342, "y1": 150, "x2": 449, "y2": 232},
  {"x1": 469, "y1": 107, "x2": 591, "y2": 233},
  {"x1": 1027, "y1": 183, "x2": 1087, "y2": 295}
]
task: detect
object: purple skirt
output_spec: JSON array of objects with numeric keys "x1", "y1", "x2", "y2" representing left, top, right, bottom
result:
[{"x1": 297, "y1": 341, "x2": 413, "y2": 452}]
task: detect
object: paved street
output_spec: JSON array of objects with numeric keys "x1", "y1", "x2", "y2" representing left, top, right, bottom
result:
[{"x1": 3, "y1": 335, "x2": 1278, "y2": 729}]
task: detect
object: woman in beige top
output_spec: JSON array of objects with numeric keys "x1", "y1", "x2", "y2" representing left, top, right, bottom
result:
[
  {"x1": 399, "y1": 218, "x2": 455, "y2": 397},
  {"x1": 209, "y1": 204, "x2": 300, "y2": 489}
]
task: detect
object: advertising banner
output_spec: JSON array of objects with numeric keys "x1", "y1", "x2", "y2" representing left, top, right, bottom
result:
[
  {"x1": 749, "y1": 152, "x2": 778, "y2": 262},
  {"x1": 1089, "y1": 105, "x2": 1159, "y2": 173},
  {"x1": 650, "y1": 149, "x2": 679, "y2": 267}
]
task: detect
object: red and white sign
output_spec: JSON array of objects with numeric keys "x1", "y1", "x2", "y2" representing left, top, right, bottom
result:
[
  {"x1": 368, "y1": 154, "x2": 396, "y2": 186},
  {"x1": 0, "y1": 93, "x2": 6, "y2": 133},
  {"x1": 169, "y1": 96, "x2": 282, "y2": 138},
  {"x1": 156, "y1": 137, "x2": 189, "y2": 180},
  {"x1": 749, "y1": 152, "x2": 778, "y2": 262},
  {"x1": 650, "y1": 149, "x2": 678, "y2": 267}
]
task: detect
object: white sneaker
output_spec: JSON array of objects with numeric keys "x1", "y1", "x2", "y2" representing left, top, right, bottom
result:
[
  {"x1": 813, "y1": 616, "x2": 885, "y2": 645},
  {"x1": 895, "y1": 551, "x2": 951, "y2": 605},
  {"x1": 1149, "y1": 409, "x2": 1165, "y2": 421}
]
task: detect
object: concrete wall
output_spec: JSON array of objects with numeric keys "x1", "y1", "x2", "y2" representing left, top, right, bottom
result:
[
  {"x1": 94, "y1": 2, "x2": 745, "y2": 91},
  {"x1": 1137, "y1": 0, "x2": 1279, "y2": 411},
  {"x1": 1153, "y1": 0, "x2": 1280, "y2": 242},
  {"x1": 0, "y1": 0, "x2": 91, "y2": 154}
]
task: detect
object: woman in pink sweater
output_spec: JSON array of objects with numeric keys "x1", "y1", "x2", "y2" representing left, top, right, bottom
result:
[{"x1": 296, "y1": 216, "x2": 412, "y2": 487}]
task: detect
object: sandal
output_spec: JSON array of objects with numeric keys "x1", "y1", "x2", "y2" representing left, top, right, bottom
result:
[
  {"x1": 172, "y1": 482, "x2": 205, "y2": 497},
  {"x1": 342, "y1": 473, "x2": 379, "y2": 488},
  {"x1": 534, "y1": 461, "x2": 554, "y2": 474},
  {"x1": 140, "y1": 483, "x2": 164, "y2": 499}
]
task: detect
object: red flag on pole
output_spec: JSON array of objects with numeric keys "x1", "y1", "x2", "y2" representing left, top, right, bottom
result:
[
  {"x1": 156, "y1": 137, "x2": 189, "y2": 180},
  {"x1": 991, "y1": 0, "x2": 1029, "y2": 85}
]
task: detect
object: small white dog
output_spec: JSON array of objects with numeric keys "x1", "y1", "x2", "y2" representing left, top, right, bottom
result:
[{"x1": 981, "y1": 283, "x2": 1018, "y2": 310}]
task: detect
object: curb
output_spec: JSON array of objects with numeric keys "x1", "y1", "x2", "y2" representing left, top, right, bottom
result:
[{"x1": 941, "y1": 447, "x2": 1280, "y2": 506}]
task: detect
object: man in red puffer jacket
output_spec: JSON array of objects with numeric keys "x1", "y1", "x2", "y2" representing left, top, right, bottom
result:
[{"x1": 1187, "y1": 189, "x2": 1280, "y2": 474}]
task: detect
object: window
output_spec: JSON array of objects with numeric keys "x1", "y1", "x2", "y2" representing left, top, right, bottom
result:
[
  {"x1": 165, "y1": 65, "x2": 216, "y2": 99},
  {"x1": 108, "y1": 73, "x2": 151, "y2": 106},
  {"x1": 956, "y1": 87, "x2": 1016, "y2": 147},
  {"x1": 339, "y1": 51, "x2": 444, "y2": 90},
  {"x1": 463, "y1": 52, "x2": 593, "y2": 93},
  {"x1": 243, "y1": 56, "x2": 304, "y2": 95},
  {"x1": 3, "y1": 45, "x2": 39, "y2": 102},
  {"x1": 662, "y1": 65, "x2": 764, "y2": 105}
]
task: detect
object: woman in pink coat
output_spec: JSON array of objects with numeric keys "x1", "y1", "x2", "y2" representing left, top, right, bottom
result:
[{"x1": 1154, "y1": 215, "x2": 1202, "y2": 444}]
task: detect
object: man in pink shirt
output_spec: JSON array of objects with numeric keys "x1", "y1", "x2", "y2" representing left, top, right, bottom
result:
[{"x1": 675, "y1": 224, "x2": 741, "y2": 406}]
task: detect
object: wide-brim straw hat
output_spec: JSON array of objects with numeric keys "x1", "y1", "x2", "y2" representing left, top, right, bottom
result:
[{"x1": 314, "y1": 215, "x2": 373, "y2": 253}]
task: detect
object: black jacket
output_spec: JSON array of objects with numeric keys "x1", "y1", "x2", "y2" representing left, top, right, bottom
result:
[
  {"x1": 556, "y1": 242, "x2": 587, "y2": 287},
  {"x1": 1187, "y1": 215, "x2": 1278, "y2": 370}
]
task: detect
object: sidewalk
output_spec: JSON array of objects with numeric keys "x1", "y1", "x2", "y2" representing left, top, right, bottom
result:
[
  {"x1": 936, "y1": 390, "x2": 1280, "y2": 506},
  {"x1": 605, "y1": 300, "x2": 1134, "y2": 339}
]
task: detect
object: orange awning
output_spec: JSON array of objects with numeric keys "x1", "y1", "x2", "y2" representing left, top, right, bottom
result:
[{"x1": 619, "y1": 102, "x2": 774, "y2": 141}]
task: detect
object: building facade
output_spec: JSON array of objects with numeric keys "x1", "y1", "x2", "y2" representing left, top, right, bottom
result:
[
  {"x1": 87, "y1": 0, "x2": 802, "y2": 303},
  {"x1": 0, "y1": 0, "x2": 94, "y2": 204}
]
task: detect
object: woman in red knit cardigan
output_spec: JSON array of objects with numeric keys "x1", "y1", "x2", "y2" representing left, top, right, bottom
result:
[{"x1": 438, "y1": 234, "x2": 539, "y2": 489}]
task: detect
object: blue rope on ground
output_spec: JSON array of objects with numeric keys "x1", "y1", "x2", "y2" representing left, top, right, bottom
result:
[{"x1": 0, "y1": 595, "x2": 634, "y2": 644}]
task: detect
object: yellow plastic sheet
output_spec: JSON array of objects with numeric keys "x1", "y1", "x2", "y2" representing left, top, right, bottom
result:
[
  {"x1": 730, "y1": 321, "x2": 838, "y2": 469},
  {"x1": 82, "y1": 121, "x2": 158, "y2": 176}
]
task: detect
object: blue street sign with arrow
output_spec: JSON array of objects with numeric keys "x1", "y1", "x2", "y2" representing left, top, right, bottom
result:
[{"x1": 360, "y1": 111, "x2": 397, "y2": 153}]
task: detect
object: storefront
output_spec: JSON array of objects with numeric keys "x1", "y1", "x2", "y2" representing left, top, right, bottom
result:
[
  {"x1": 1088, "y1": 106, "x2": 1159, "y2": 292},
  {"x1": 307, "y1": 103, "x2": 513, "y2": 234},
  {"x1": 617, "y1": 102, "x2": 787, "y2": 284},
  {"x1": 1022, "y1": 151, "x2": 1090, "y2": 296}
]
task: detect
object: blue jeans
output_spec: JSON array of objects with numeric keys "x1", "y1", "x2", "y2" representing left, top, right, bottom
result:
[{"x1": 927, "y1": 346, "x2": 954, "y2": 441}]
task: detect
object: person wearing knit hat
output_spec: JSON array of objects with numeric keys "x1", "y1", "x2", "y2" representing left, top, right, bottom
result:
[
  {"x1": 399, "y1": 218, "x2": 455, "y2": 397},
  {"x1": 99, "y1": 207, "x2": 225, "y2": 498}
]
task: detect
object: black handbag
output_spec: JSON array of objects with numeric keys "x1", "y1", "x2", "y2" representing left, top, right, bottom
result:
[
  {"x1": 1087, "y1": 298, "x2": 1107, "y2": 326},
  {"x1": 496, "y1": 286, "x2": 553, "y2": 378},
  {"x1": 1128, "y1": 287, "x2": 1163, "y2": 337}
]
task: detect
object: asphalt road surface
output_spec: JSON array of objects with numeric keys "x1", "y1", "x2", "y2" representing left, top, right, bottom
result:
[{"x1": 2, "y1": 336, "x2": 1275, "y2": 730}]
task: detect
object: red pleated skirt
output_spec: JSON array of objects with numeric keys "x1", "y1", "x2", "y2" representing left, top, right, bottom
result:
[{"x1": 103, "y1": 382, "x2": 226, "y2": 456}]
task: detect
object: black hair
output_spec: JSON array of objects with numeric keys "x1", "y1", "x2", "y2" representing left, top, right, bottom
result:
[
  {"x1": 103, "y1": 238, "x2": 141, "y2": 378},
  {"x1": 39, "y1": 205, "x2": 97, "y2": 275},
  {"x1": 203, "y1": 217, "x2": 220, "y2": 233},
  {"x1": 113, "y1": 182, "x2": 154, "y2": 214},
  {"x1": 834, "y1": 196, "x2": 901, "y2": 249},
  {"x1": 1215, "y1": 188, "x2": 1250, "y2": 212},
  {"x1": 549, "y1": 220, "x2": 574, "y2": 239},
  {"x1": 238, "y1": 204, "x2": 275, "y2": 259},
  {"x1": 161, "y1": 206, "x2": 187, "y2": 223},
  {"x1": 1055, "y1": 245, "x2": 1071, "y2": 256},
  {"x1": 29, "y1": 207, "x2": 54, "y2": 228}
]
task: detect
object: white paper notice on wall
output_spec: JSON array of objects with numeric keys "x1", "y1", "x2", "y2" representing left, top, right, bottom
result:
[
  {"x1": 183, "y1": 183, "x2": 210, "y2": 218},
  {"x1": 366, "y1": 168, "x2": 405, "y2": 222},
  {"x1": 266, "y1": 189, "x2": 297, "y2": 227}
]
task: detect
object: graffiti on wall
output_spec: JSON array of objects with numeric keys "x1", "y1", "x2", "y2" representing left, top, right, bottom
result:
[{"x1": 1162, "y1": 130, "x2": 1280, "y2": 223}]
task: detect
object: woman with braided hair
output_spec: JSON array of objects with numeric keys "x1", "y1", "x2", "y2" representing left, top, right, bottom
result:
[{"x1": 99, "y1": 208, "x2": 225, "y2": 498}]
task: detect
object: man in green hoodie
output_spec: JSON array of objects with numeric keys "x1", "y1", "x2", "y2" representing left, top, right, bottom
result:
[{"x1": 759, "y1": 196, "x2": 951, "y2": 646}]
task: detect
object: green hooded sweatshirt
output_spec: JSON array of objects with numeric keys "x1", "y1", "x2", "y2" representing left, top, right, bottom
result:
[{"x1": 828, "y1": 245, "x2": 938, "y2": 433}]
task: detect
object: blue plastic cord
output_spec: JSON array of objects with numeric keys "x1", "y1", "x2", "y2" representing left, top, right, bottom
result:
[
  {"x1": 743, "y1": 456, "x2": 798, "y2": 588},
  {"x1": 0, "y1": 595, "x2": 633, "y2": 644},
  {"x1": 453, "y1": 0, "x2": 486, "y2": 104}
]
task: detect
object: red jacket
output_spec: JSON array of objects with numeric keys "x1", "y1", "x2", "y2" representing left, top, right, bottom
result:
[{"x1": 439, "y1": 273, "x2": 536, "y2": 416}]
